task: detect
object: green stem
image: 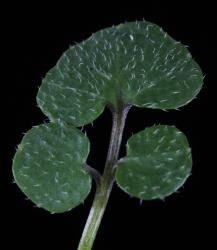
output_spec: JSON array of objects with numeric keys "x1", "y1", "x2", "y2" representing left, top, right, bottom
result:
[{"x1": 77, "y1": 104, "x2": 131, "y2": 250}]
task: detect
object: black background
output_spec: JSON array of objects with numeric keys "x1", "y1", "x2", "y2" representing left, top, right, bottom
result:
[{"x1": 1, "y1": 2, "x2": 215, "y2": 250}]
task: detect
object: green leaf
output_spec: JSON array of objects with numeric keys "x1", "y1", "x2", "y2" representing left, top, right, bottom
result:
[
  {"x1": 12, "y1": 123, "x2": 91, "y2": 213},
  {"x1": 115, "y1": 125, "x2": 192, "y2": 200},
  {"x1": 37, "y1": 21, "x2": 203, "y2": 126}
]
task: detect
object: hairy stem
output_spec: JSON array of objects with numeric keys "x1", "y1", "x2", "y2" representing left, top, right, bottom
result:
[{"x1": 77, "y1": 104, "x2": 131, "y2": 250}]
